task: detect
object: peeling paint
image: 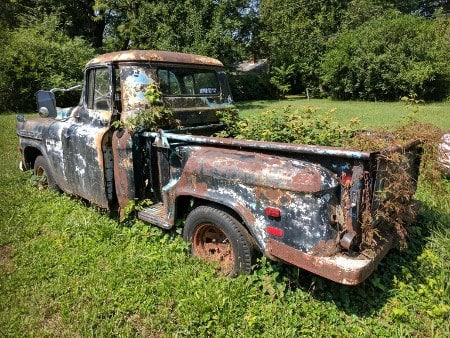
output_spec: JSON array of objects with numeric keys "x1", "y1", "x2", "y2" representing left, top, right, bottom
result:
[{"x1": 16, "y1": 50, "x2": 423, "y2": 285}]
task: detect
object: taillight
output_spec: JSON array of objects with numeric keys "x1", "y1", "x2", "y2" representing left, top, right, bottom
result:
[
  {"x1": 264, "y1": 207, "x2": 281, "y2": 218},
  {"x1": 266, "y1": 226, "x2": 284, "y2": 237}
]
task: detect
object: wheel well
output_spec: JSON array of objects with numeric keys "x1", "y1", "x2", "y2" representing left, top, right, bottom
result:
[
  {"x1": 24, "y1": 147, "x2": 42, "y2": 169},
  {"x1": 174, "y1": 196, "x2": 259, "y2": 251}
]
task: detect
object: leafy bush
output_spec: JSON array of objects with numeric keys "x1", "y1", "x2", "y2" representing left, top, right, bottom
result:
[
  {"x1": 0, "y1": 16, "x2": 95, "y2": 112},
  {"x1": 321, "y1": 11, "x2": 450, "y2": 101},
  {"x1": 218, "y1": 106, "x2": 359, "y2": 147}
]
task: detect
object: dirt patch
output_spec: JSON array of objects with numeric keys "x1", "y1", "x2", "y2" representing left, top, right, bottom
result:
[
  {"x1": 0, "y1": 244, "x2": 13, "y2": 262},
  {"x1": 0, "y1": 244, "x2": 14, "y2": 274}
]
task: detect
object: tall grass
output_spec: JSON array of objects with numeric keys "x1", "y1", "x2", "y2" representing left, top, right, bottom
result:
[{"x1": 1, "y1": 102, "x2": 449, "y2": 336}]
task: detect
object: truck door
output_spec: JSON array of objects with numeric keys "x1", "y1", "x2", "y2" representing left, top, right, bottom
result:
[{"x1": 60, "y1": 66, "x2": 114, "y2": 208}]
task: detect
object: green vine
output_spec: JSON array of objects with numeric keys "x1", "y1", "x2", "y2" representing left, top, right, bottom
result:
[{"x1": 112, "y1": 83, "x2": 180, "y2": 132}]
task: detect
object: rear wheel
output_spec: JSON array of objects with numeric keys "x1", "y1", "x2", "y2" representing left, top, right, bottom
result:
[
  {"x1": 34, "y1": 155, "x2": 59, "y2": 190},
  {"x1": 183, "y1": 205, "x2": 253, "y2": 276}
]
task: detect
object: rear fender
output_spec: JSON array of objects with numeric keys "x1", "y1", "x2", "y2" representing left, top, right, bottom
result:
[{"x1": 169, "y1": 146, "x2": 340, "y2": 254}]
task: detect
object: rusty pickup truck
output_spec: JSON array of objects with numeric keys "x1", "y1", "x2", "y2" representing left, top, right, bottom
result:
[{"x1": 16, "y1": 50, "x2": 422, "y2": 285}]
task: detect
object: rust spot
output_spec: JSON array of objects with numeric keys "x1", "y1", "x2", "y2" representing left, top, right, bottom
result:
[
  {"x1": 87, "y1": 50, "x2": 224, "y2": 68},
  {"x1": 309, "y1": 239, "x2": 339, "y2": 257},
  {"x1": 112, "y1": 130, "x2": 135, "y2": 210},
  {"x1": 267, "y1": 237, "x2": 393, "y2": 285}
]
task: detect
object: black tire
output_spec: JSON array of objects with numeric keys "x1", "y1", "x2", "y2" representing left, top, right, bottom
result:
[
  {"x1": 183, "y1": 205, "x2": 253, "y2": 277},
  {"x1": 34, "y1": 155, "x2": 59, "y2": 190}
]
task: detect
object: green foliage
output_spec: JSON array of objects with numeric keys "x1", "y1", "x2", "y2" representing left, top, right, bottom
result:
[
  {"x1": 219, "y1": 106, "x2": 359, "y2": 147},
  {"x1": 97, "y1": 0, "x2": 255, "y2": 65},
  {"x1": 321, "y1": 11, "x2": 450, "y2": 101},
  {"x1": 112, "y1": 84, "x2": 179, "y2": 132},
  {"x1": 0, "y1": 15, "x2": 95, "y2": 112},
  {"x1": 259, "y1": 0, "x2": 350, "y2": 90},
  {"x1": 269, "y1": 64, "x2": 296, "y2": 99},
  {"x1": 227, "y1": 72, "x2": 276, "y2": 101}
]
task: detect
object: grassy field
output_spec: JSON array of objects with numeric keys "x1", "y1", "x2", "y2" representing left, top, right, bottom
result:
[
  {"x1": 237, "y1": 97, "x2": 450, "y2": 130},
  {"x1": 1, "y1": 99, "x2": 449, "y2": 336}
]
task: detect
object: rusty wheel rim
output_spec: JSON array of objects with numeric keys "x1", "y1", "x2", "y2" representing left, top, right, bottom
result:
[
  {"x1": 192, "y1": 223, "x2": 234, "y2": 275},
  {"x1": 35, "y1": 166, "x2": 48, "y2": 190}
]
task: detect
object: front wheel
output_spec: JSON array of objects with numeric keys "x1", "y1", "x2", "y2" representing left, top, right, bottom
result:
[
  {"x1": 34, "y1": 155, "x2": 59, "y2": 190},
  {"x1": 183, "y1": 205, "x2": 253, "y2": 276}
]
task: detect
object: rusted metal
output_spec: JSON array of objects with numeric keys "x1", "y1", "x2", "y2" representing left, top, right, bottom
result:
[
  {"x1": 112, "y1": 129, "x2": 135, "y2": 211},
  {"x1": 144, "y1": 143, "x2": 341, "y2": 253},
  {"x1": 87, "y1": 50, "x2": 224, "y2": 68},
  {"x1": 144, "y1": 132, "x2": 374, "y2": 160},
  {"x1": 267, "y1": 237, "x2": 393, "y2": 285},
  {"x1": 192, "y1": 222, "x2": 234, "y2": 275}
]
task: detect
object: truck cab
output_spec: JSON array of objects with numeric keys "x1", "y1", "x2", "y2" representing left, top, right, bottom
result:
[{"x1": 18, "y1": 50, "x2": 234, "y2": 209}]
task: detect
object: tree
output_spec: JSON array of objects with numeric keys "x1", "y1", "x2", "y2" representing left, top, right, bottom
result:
[
  {"x1": 270, "y1": 64, "x2": 296, "y2": 99},
  {"x1": 0, "y1": 16, "x2": 95, "y2": 112},
  {"x1": 259, "y1": 0, "x2": 351, "y2": 92},
  {"x1": 321, "y1": 11, "x2": 450, "y2": 101},
  {"x1": 95, "y1": 0, "x2": 257, "y2": 65},
  {"x1": 1, "y1": 0, "x2": 106, "y2": 48}
]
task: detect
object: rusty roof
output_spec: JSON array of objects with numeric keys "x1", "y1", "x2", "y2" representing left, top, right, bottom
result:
[{"x1": 86, "y1": 50, "x2": 224, "y2": 67}]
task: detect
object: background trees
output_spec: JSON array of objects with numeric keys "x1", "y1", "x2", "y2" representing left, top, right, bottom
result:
[
  {"x1": 321, "y1": 11, "x2": 450, "y2": 101},
  {"x1": 0, "y1": 0, "x2": 449, "y2": 111}
]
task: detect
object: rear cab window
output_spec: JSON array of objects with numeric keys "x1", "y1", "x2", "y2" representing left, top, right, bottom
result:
[{"x1": 157, "y1": 68, "x2": 220, "y2": 96}]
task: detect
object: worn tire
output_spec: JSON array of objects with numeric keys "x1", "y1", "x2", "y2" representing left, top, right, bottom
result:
[
  {"x1": 34, "y1": 155, "x2": 59, "y2": 190},
  {"x1": 183, "y1": 205, "x2": 253, "y2": 277}
]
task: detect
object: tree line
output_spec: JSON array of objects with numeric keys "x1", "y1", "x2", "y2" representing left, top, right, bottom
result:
[{"x1": 1, "y1": 0, "x2": 449, "y2": 111}]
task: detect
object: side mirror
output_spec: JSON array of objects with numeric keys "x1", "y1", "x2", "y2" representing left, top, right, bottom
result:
[{"x1": 36, "y1": 90, "x2": 57, "y2": 118}]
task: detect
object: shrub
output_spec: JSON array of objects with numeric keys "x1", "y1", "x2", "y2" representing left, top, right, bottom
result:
[
  {"x1": 218, "y1": 106, "x2": 359, "y2": 147},
  {"x1": 321, "y1": 11, "x2": 450, "y2": 101},
  {"x1": 0, "y1": 16, "x2": 95, "y2": 112}
]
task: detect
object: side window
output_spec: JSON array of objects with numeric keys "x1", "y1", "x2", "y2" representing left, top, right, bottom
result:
[{"x1": 87, "y1": 67, "x2": 111, "y2": 111}]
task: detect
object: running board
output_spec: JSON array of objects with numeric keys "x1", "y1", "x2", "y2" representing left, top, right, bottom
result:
[{"x1": 138, "y1": 203, "x2": 173, "y2": 229}]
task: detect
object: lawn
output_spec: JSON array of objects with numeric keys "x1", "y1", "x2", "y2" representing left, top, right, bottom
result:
[
  {"x1": 236, "y1": 96, "x2": 450, "y2": 130},
  {"x1": 1, "y1": 99, "x2": 449, "y2": 336}
]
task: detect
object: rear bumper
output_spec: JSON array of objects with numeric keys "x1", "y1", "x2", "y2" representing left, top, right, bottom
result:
[{"x1": 267, "y1": 236, "x2": 393, "y2": 285}]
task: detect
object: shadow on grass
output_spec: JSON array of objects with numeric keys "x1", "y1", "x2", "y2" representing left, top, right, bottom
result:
[
  {"x1": 234, "y1": 101, "x2": 272, "y2": 112},
  {"x1": 262, "y1": 204, "x2": 443, "y2": 318},
  {"x1": 235, "y1": 95, "x2": 310, "y2": 112}
]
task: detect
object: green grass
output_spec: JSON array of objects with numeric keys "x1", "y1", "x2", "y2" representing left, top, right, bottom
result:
[
  {"x1": 1, "y1": 102, "x2": 449, "y2": 336},
  {"x1": 236, "y1": 96, "x2": 450, "y2": 130}
]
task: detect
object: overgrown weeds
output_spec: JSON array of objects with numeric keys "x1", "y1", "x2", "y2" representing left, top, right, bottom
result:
[
  {"x1": 218, "y1": 107, "x2": 444, "y2": 250},
  {"x1": 216, "y1": 106, "x2": 359, "y2": 146}
]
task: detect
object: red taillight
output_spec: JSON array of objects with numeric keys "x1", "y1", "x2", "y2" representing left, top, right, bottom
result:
[
  {"x1": 267, "y1": 226, "x2": 284, "y2": 237},
  {"x1": 341, "y1": 173, "x2": 352, "y2": 187},
  {"x1": 264, "y1": 207, "x2": 281, "y2": 218}
]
